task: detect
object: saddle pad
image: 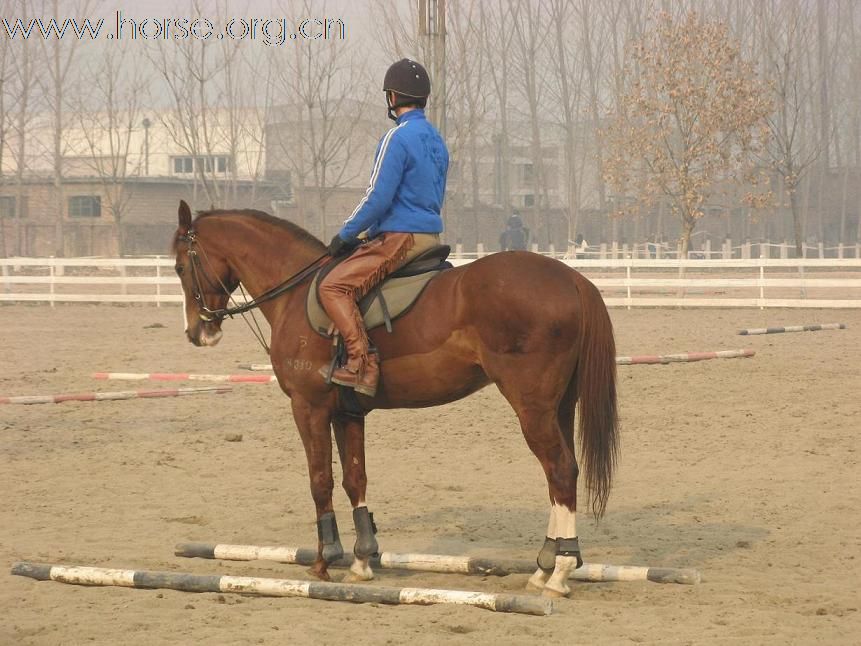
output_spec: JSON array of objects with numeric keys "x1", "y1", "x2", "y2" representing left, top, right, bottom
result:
[{"x1": 306, "y1": 269, "x2": 443, "y2": 337}]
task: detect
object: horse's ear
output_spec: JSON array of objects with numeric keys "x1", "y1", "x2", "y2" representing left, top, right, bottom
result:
[{"x1": 178, "y1": 200, "x2": 192, "y2": 232}]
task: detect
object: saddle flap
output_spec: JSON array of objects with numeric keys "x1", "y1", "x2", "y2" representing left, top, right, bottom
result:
[{"x1": 307, "y1": 261, "x2": 448, "y2": 337}]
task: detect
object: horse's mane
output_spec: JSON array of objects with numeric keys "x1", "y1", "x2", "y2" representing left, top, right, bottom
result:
[{"x1": 172, "y1": 209, "x2": 326, "y2": 252}]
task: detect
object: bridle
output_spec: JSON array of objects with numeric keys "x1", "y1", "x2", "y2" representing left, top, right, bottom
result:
[{"x1": 177, "y1": 228, "x2": 329, "y2": 350}]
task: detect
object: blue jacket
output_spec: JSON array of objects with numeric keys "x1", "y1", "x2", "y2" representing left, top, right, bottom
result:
[{"x1": 339, "y1": 109, "x2": 449, "y2": 241}]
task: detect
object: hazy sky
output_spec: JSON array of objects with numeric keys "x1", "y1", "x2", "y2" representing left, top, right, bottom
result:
[
  {"x1": 81, "y1": 0, "x2": 379, "y2": 51},
  {"x1": 26, "y1": 0, "x2": 396, "y2": 108}
]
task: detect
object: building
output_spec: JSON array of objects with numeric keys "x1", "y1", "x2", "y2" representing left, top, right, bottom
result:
[{"x1": 0, "y1": 107, "x2": 291, "y2": 256}]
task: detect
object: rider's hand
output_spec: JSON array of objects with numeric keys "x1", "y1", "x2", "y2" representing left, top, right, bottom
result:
[{"x1": 327, "y1": 234, "x2": 356, "y2": 257}]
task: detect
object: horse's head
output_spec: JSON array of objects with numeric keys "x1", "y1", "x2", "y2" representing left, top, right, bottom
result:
[{"x1": 173, "y1": 200, "x2": 238, "y2": 347}]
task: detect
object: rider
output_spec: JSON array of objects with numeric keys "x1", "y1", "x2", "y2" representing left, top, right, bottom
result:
[
  {"x1": 319, "y1": 59, "x2": 449, "y2": 397},
  {"x1": 500, "y1": 212, "x2": 530, "y2": 251}
]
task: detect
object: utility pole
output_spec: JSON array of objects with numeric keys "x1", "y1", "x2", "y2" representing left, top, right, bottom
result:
[{"x1": 419, "y1": 0, "x2": 446, "y2": 139}]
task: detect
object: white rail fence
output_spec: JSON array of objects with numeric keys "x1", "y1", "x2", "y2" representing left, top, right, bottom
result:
[
  {"x1": 2, "y1": 256, "x2": 861, "y2": 308},
  {"x1": 459, "y1": 240, "x2": 861, "y2": 260}
]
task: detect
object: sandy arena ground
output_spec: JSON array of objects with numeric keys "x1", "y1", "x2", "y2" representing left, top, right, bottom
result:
[{"x1": 1, "y1": 304, "x2": 859, "y2": 645}]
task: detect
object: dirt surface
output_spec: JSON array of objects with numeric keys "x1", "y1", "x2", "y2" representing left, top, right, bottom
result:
[{"x1": 1, "y1": 304, "x2": 859, "y2": 645}]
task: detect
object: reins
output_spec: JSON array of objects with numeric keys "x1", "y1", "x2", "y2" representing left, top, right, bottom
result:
[{"x1": 179, "y1": 228, "x2": 329, "y2": 353}]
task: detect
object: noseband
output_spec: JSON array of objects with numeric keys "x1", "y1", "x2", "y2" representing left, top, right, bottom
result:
[{"x1": 177, "y1": 228, "x2": 329, "y2": 323}]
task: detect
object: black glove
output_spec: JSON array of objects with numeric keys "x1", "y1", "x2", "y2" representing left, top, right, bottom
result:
[{"x1": 327, "y1": 234, "x2": 356, "y2": 257}]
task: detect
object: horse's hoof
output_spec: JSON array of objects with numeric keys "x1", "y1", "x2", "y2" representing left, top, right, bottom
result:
[
  {"x1": 306, "y1": 567, "x2": 331, "y2": 582},
  {"x1": 343, "y1": 559, "x2": 374, "y2": 583},
  {"x1": 526, "y1": 577, "x2": 544, "y2": 592},
  {"x1": 526, "y1": 569, "x2": 548, "y2": 592},
  {"x1": 541, "y1": 586, "x2": 570, "y2": 599}
]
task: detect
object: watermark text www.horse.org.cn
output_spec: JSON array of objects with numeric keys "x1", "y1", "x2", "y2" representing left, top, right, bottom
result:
[{"x1": 2, "y1": 11, "x2": 346, "y2": 45}]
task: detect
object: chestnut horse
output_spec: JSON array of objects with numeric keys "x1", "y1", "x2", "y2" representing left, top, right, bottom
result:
[{"x1": 172, "y1": 200, "x2": 618, "y2": 598}]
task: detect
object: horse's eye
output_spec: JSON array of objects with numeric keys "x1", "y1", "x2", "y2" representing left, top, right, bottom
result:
[{"x1": 175, "y1": 265, "x2": 184, "y2": 276}]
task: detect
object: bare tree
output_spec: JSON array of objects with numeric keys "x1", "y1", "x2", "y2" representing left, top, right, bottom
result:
[
  {"x1": 39, "y1": 0, "x2": 94, "y2": 256},
  {"x1": 603, "y1": 11, "x2": 772, "y2": 256},
  {"x1": 479, "y1": 0, "x2": 515, "y2": 215},
  {"x1": 0, "y1": 6, "x2": 10, "y2": 257},
  {"x1": 757, "y1": 0, "x2": 822, "y2": 256},
  {"x1": 74, "y1": 43, "x2": 149, "y2": 255},
  {"x1": 851, "y1": 0, "x2": 861, "y2": 243},
  {"x1": 444, "y1": 0, "x2": 489, "y2": 243},
  {"x1": 547, "y1": 0, "x2": 586, "y2": 252},
  {"x1": 511, "y1": 0, "x2": 552, "y2": 246},
  {"x1": 147, "y1": 0, "x2": 246, "y2": 208},
  {"x1": 267, "y1": 0, "x2": 372, "y2": 240},
  {"x1": 5, "y1": 11, "x2": 40, "y2": 256}
]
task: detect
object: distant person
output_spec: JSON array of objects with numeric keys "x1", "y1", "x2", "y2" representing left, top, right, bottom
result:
[
  {"x1": 500, "y1": 212, "x2": 530, "y2": 251},
  {"x1": 575, "y1": 234, "x2": 589, "y2": 259}
]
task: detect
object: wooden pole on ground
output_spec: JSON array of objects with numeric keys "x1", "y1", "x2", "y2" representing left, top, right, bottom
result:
[
  {"x1": 92, "y1": 373, "x2": 276, "y2": 383},
  {"x1": 174, "y1": 543, "x2": 701, "y2": 585},
  {"x1": 11, "y1": 562, "x2": 552, "y2": 616},
  {"x1": 0, "y1": 386, "x2": 232, "y2": 405},
  {"x1": 737, "y1": 323, "x2": 846, "y2": 335},
  {"x1": 615, "y1": 349, "x2": 755, "y2": 365}
]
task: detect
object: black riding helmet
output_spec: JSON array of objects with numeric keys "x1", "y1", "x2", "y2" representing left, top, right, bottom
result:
[{"x1": 383, "y1": 59, "x2": 431, "y2": 121}]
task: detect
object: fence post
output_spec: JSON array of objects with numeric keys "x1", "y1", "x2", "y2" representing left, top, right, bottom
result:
[
  {"x1": 818, "y1": 242, "x2": 825, "y2": 258},
  {"x1": 837, "y1": 243, "x2": 844, "y2": 259},
  {"x1": 622, "y1": 243, "x2": 629, "y2": 259},
  {"x1": 780, "y1": 241, "x2": 788, "y2": 259},
  {"x1": 155, "y1": 257, "x2": 162, "y2": 308},
  {"x1": 455, "y1": 243, "x2": 463, "y2": 258},
  {"x1": 626, "y1": 263, "x2": 632, "y2": 310},
  {"x1": 704, "y1": 239, "x2": 712, "y2": 259},
  {"x1": 49, "y1": 258, "x2": 55, "y2": 308},
  {"x1": 120, "y1": 263, "x2": 128, "y2": 296},
  {"x1": 476, "y1": 243, "x2": 485, "y2": 258},
  {"x1": 759, "y1": 248, "x2": 766, "y2": 310},
  {"x1": 1, "y1": 263, "x2": 8, "y2": 295},
  {"x1": 548, "y1": 243, "x2": 555, "y2": 257},
  {"x1": 742, "y1": 241, "x2": 751, "y2": 259},
  {"x1": 611, "y1": 241, "x2": 618, "y2": 259},
  {"x1": 530, "y1": 242, "x2": 539, "y2": 254},
  {"x1": 599, "y1": 243, "x2": 607, "y2": 259}
]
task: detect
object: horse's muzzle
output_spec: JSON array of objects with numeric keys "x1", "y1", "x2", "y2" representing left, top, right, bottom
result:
[{"x1": 187, "y1": 323, "x2": 223, "y2": 347}]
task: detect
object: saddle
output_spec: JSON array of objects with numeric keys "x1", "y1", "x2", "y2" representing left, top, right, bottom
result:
[{"x1": 306, "y1": 244, "x2": 452, "y2": 337}]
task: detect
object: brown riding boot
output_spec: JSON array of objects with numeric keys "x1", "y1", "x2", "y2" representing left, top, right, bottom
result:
[
  {"x1": 354, "y1": 350, "x2": 379, "y2": 397},
  {"x1": 329, "y1": 351, "x2": 379, "y2": 397},
  {"x1": 319, "y1": 292, "x2": 379, "y2": 396}
]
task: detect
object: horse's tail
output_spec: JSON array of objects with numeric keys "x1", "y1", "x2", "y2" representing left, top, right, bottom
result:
[{"x1": 571, "y1": 274, "x2": 619, "y2": 519}]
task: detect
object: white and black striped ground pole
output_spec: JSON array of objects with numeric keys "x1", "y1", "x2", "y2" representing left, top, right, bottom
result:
[
  {"x1": 175, "y1": 543, "x2": 701, "y2": 585},
  {"x1": 615, "y1": 349, "x2": 754, "y2": 365},
  {"x1": 11, "y1": 562, "x2": 551, "y2": 616},
  {"x1": 737, "y1": 323, "x2": 846, "y2": 335},
  {"x1": 0, "y1": 386, "x2": 232, "y2": 405}
]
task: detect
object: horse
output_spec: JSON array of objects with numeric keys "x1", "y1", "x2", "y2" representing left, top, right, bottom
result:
[{"x1": 171, "y1": 200, "x2": 618, "y2": 598}]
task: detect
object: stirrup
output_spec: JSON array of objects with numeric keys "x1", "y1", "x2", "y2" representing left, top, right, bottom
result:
[{"x1": 330, "y1": 368, "x2": 361, "y2": 389}]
